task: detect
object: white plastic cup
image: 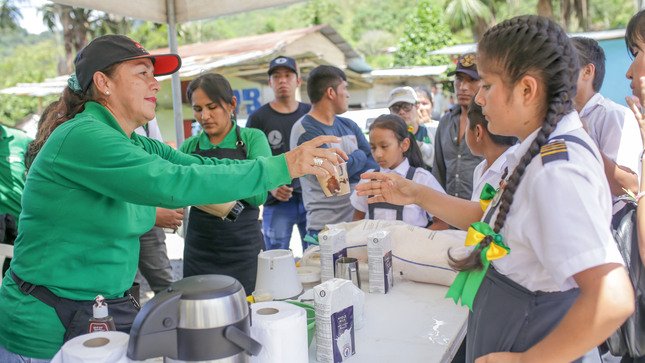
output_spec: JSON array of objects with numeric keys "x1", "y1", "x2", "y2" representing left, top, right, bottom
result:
[{"x1": 255, "y1": 249, "x2": 303, "y2": 300}]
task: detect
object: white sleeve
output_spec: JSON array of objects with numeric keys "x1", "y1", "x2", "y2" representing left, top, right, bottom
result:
[
  {"x1": 146, "y1": 119, "x2": 164, "y2": 142},
  {"x1": 529, "y1": 164, "x2": 624, "y2": 287},
  {"x1": 597, "y1": 106, "x2": 642, "y2": 175}
]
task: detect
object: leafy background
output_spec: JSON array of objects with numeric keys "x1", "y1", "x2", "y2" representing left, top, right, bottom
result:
[{"x1": 0, "y1": 0, "x2": 639, "y2": 126}]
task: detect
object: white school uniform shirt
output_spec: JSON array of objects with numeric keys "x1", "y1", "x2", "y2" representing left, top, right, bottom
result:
[
  {"x1": 470, "y1": 144, "x2": 519, "y2": 201},
  {"x1": 350, "y1": 158, "x2": 445, "y2": 227},
  {"x1": 490, "y1": 112, "x2": 624, "y2": 292},
  {"x1": 580, "y1": 92, "x2": 642, "y2": 178}
]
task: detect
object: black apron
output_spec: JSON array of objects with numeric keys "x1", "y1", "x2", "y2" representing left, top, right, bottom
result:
[
  {"x1": 367, "y1": 167, "x2": 416, "y2": 221},
  {"x1": 183, "y1": 126, "x2": 264, "y2": 295}
]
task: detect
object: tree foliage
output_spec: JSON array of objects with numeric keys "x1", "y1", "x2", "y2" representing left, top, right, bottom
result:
[
  {"x1": 445, "y1": 0, "x2": 493, "y2": 41},
  {"x1": 0, "y1": 0, "x2": 22, "y2": 31},
  {"x1": 0, "y1": 36, "x2": 59, "y2": 126},
  {"x1": 394, "y1": 0, "x2": 455, "y2": 66}
]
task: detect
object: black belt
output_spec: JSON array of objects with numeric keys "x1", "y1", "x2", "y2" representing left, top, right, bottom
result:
[
  {"x1": 10, "y1": 270, "x2": 138, "y2": 309},
  {"x1": 10, "y1": 270, "x2": 61, "y2": 308}
]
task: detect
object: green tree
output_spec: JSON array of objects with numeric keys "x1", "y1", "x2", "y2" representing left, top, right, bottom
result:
[
  {"x1": 394, "y1": 0, "x2": 455, "y2": 66},
  {"x1": 41, "y1": 4, "x2": 135, "y2": 75},
  {"x1": 0, "y1": 38, "x2": 59, "y2": 126},
  {"x1": 445, "y1": 0, "x2": 493, "y2": 41},
  {"x1": 0, "y1": 0, "x2": 22, "y2": 31},
  {"x1": 301, "y1": 0, "x2": 341, "y2": 26}
]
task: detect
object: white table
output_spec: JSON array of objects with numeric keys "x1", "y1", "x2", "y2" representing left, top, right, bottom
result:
[{"x1": 307, "y1": 276, "x2": 468, "y2": 363}]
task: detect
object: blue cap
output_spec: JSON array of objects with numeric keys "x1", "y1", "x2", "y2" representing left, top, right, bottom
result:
[
  {"x1": 447, "y1": 53, "x2": 479, "y2": 80},
  {"x1": 268, "y1": 56, "x2": 298, "y2": 75}
]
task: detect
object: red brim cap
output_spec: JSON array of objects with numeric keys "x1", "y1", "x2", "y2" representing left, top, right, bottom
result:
[
  {"x1": 151, "y1": 54, "x2": 182, "y2": 76},
  {"x1": 128, "y1": 53, "x2": 182, "y2": 76}
]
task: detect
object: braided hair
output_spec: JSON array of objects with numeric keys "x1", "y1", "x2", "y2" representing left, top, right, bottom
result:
[{"x1": 449, "y1": 15, "x2": 579, "y2": 271}]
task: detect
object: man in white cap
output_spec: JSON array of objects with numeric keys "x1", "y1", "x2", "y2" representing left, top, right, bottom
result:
[{"x1": 387, "y1": 86, "x2": 434, "y2": 170}]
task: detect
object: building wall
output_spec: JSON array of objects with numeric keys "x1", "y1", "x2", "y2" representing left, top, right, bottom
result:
[{"x1": 599, "y1": 38, "x2": 631, "y2": 106}]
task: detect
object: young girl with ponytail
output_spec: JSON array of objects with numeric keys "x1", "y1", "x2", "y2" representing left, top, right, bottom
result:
[
  {"x1": 350, "y1": 114, "x2": 446, "y2": 228},
  {"x1": 357, "y1": 15, "x2": 633, "y2": 362}
]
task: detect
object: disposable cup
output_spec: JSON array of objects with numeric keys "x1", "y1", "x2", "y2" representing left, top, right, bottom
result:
[{"x1": 315, "y1": 162, "x2": 350, "y2": 197}]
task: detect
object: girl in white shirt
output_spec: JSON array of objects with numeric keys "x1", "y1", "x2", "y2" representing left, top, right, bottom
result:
[
  {"x1": 350, "y1": 114, "x2": 446, "y2": 228},
  {"x1": 356, "y1": 15, "x2": 633, "y2": 362}
]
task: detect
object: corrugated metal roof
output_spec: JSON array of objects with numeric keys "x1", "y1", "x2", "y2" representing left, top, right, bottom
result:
[{"x1": 151, "y1": 25, "x2": 361, "y2": 65}]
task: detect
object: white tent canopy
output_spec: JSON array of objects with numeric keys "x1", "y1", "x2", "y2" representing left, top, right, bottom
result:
[
  {"x1": 50, "y1": 0, "x2": 305, "y2": 143},
  {"x1": 52, "y1": 0, "x2": 305, "y2": 23}
]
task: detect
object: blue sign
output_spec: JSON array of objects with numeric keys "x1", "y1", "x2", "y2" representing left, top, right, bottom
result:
[{"x1": 234, "y1": 88, "x2": 262, "y2": 116}]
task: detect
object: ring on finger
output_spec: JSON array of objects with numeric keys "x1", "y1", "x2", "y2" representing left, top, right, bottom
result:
[{"x1": 313, "y1": 157, "x2": 324, "y2": 167}]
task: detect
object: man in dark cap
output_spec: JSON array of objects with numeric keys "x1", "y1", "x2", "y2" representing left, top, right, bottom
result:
[
  {"x1": 433, "y1": 53, "x2": 483, "y2": 203},
  {"x1": 247, "y1": 56, "x2": 310, "y2": 251}
]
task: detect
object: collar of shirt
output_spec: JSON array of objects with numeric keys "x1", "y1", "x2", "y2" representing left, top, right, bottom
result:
[
  {"x1": 578, "y1": 92, "x2": 604, "y2": 119},
  {"x1": 197, "y1": 120, "x2": 238, "y2": 149},
  {"x1": 381, "y1": 158, "x2": 411, "y2": 177},
  {"x1": 506, "y1": 111, "x2": 583, "y2": 169},
  {"x1": 84, "y1": 101, "x2": 130, "y2": 138},
  {"x1": 487, "y1": 143, "x2": 519, "y2": 177}
]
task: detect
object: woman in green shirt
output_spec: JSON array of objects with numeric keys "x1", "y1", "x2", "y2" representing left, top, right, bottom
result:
[
  {"x1": 0, "y1": 35, "x2": 344, "y2": 361},
  {"x1": 180, "y1": 74, "x2": 270, "y2": 294}
]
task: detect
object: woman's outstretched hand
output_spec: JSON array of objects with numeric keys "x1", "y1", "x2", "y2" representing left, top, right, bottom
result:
[
  {"x1": 355, "y1": 171, "x2": 419, "y2": 206},
  {"x1": 284, "y1": 135, "x2": 348, "y2": 178}
]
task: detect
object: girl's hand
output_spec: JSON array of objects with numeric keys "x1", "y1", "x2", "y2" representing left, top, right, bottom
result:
[
  {"x1": 355, "y1": 171, "x2": 419, "y2": 206},
  {"x1": 284, "y1": 136, "x2": 348, "y2": 178},
  {"x1": 626, "y1": 76, "x2": 645, "y2": 142},
  {"x1": 475, "y1": 352, "x2": 524, "y2": 363}
]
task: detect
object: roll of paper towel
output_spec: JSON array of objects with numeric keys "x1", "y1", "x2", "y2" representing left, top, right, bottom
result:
[
  {"x1": 50, "y1": 331, "x2": 131, "y2": 363},
  {"x1": 250, "y1": 301, "x2": 308, "y2": 363}
]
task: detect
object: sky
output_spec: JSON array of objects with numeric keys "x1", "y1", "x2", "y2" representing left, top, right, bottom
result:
[{"x1": 18, "y1": 0, "x2": 50, "y2": 34}]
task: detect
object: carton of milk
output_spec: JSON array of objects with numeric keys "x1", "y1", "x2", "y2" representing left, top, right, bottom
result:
[
  {"x1": 314, "y1": 278, "x2": 356, "y2": 362},
  {"x1": 368, "y1": 230, "x2": 394, "y2": 294},
  {"x1": 319, "y1": 228, "x2": 347, "y2": 282}
]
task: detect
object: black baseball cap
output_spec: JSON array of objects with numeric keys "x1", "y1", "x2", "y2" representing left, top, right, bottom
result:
[
  {"x1": 268, "y1": 56, "x2": 298, "y2": 75},
  {"x1": 447, "y1": 53, "x2": 479, "y2": 80},
  {"x1": 74, "y1": 34, "x2": 182, "y2": 93}
]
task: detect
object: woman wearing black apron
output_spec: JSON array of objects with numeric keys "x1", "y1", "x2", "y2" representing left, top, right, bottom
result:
[{"x1": 180, "y1": 73, "x2": 271, "y2": 294}]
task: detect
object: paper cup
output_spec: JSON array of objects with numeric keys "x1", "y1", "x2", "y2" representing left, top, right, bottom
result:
[{"x1": 316, "y1": 162, "x2": 350, "y2": 197}]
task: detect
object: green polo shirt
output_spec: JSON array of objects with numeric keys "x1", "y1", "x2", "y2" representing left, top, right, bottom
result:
[
  {"x1": 180, "y1": 123, "x2": 271, "y2": 206},
  {"x1": 0, "y1": 125, "x2": 31, "y2": 220},
  {"x1": 0, "y1": 102, "x2": 290, "y2": 358}
]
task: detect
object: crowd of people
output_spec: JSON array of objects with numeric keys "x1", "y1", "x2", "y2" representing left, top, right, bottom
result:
[{"x1": 0, "y1": 10, "x2": 645, "y2": 363}]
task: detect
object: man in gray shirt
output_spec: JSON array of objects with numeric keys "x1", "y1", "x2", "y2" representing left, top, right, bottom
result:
[
  {"x1": 433, "y1": 53, "x2": 483, "y2": 199},
  {"x1": 290, "y1": 65, "x2": 376, "y2": 244}
]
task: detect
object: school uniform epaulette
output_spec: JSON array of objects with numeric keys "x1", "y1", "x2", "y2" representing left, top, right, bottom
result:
[{"x1": 540, "y1": 140, "x2": 568, "y2": 164}]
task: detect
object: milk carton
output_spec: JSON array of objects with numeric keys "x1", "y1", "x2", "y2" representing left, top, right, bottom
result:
[
  {"x1": 319, "y1": 229, "x2": 347, "y2": 282},
  {"x1": 368, "y1": 230, "x2": 394, "y2": 294},
  {"x1": 314, "y1": 278, "x2": 356, "y2": 362}
]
